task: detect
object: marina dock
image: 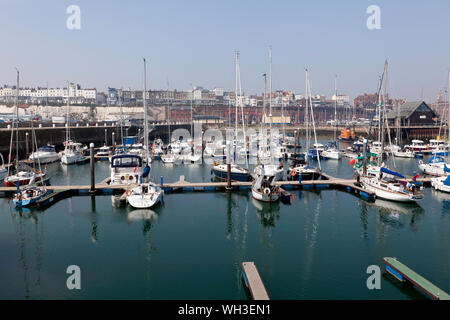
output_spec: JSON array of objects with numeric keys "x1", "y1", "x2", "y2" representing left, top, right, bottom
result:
[
  {"x1": 0, "y1": 171, "x2": 406, "y2": 204},
  {"x1": 241, "y1": 262, "x2": 270, "y2": 300},
  {"x1": 383, "y1": 257, "x2": 450, "y2": 300}
]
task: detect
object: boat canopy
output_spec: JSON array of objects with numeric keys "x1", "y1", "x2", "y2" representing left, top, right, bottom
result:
[
  {"x1": 38, "y1": 145, "x2": 56, "y2": 152},
  {"x1": 444, "y1": 175, "x2": 450, "y2": 186},
  {"x1": 111, "y1": 154, "x2": 142, "y2": 168},
  {"x1": 380, "y1": 167, "x2": 404, "y2": 179},
  {"x1": 428, "y1": 156, "x2": 445, "y2": 164}
]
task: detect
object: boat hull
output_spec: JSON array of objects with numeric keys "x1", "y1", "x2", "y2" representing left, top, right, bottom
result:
[{"x1": 211, "y1": 168, "x2": 251, "y2": 182}]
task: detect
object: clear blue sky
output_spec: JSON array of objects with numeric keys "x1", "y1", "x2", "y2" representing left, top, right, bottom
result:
[{"x1": 1, "y1": 0, "x2": 450, "y2": 102}]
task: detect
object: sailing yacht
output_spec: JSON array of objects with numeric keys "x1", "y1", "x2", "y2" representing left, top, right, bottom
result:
[
  {"x1": 61, "y1": 83, "x2": 84, "y2": 165},
  {"x1": 126, "y1": 58, "x2": 163, "y2": 209},
  {"x1": 290, "y1": 69, "x2": 322, "y2": 180},
  {"x1": 5, "y1": 70, "x2": 47, "y2": 187},
  {"x1": 359, "y1": 61, "x2": 423, "y2": 202},
  {"x1": 322, "y1": 76, "x2": 342, "y2": 160},
  {"x1": 252, "y1": 165, "x2": 280, "y2": 203}
]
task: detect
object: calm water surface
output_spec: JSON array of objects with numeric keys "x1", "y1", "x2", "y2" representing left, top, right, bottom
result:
[{"x1": 0, "y1": 139, "x2": 449, "y2": 299}]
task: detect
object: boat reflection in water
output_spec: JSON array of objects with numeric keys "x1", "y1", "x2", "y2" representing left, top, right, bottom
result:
[
  {"x1": 126, "y1": 209, "x2": 158, "y2": 223},
  {"x1": 364, "y1": 199, "x2": 424, "y2": 231},
  {"x1": 251, "y1": 198, "x2": 280, "y2": 228}
]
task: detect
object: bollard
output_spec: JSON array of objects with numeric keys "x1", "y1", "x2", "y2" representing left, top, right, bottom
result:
[
  {"x1": 226, "y1": 163, "x2": 231, "y2": 190},
  {"x1": 160, "y1": 176, "x2": 163, "y2": 187},
  {"x1": 298, "y1": 171, "x2": 302, "y2": 183},
  {"x1": 90, "y1": 143, "x2": 95, "y2": 193}
]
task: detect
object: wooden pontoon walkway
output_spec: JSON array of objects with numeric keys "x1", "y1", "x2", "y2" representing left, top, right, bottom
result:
[
  {"x1": 383, "y1": 257, "x2": 450, "y2": 300},
  {"x1": 242, "y1": 262, "x2": 270, "y2": 300}
]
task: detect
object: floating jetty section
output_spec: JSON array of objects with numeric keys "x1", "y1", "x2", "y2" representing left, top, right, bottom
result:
[
  {"x1": 241, "y1": 262, "x2": 270, "y2": 300},
  {"x1": 1, "y1": 171, "x2": 437, "y2": 207},
  {"x1": 383, "y1": 257, "x2": 450, "y2": 300},
  {"x1": 0, "y1": 172, "x2": 380, "y2": 205}
]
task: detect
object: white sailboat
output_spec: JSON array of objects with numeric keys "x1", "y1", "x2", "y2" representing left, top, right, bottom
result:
[
  {"x1": 252, "y1": 164, "x2": 280, "y2": 203},
  {"x1": 290, "y1": 68, "x2": 321, "y2": 180},
  {"x1": 360, "y1": 61, "x2": 423, "y2": 202},
  {"x1": 5, "y1": 69, "x2": 47, "y2": 187},
  {"x1": 126, "y1": 58, "x2": 163, "y2": 209},
  {"x1": 61, "y1": 82, "x2": 84, "y2": 165},
  {"x1": 322, "y1": 75, "x2": 342, "y2": 160}
]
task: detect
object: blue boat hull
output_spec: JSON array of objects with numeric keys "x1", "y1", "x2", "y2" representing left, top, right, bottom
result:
[{"x1": 211, "y1": 168, "x2": 251, "y2": 182}]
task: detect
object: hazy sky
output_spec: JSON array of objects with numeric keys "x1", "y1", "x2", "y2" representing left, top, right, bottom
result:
[{"x1": 1, "y1": 0, "x2": 450, "y2": 102}]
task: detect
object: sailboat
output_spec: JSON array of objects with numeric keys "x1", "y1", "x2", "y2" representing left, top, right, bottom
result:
[
  {"x1": 359, "y1": 61, "x2": 423, "y2": 202},
  {"x1": 253, "y1": 47, "x2": 284, "y2": 181},
  {"x1": 322, "y1": 76, "x2": 342, "y2": 160},
  {"x1": 13, "y1": 86, "x2": 50, "y2": 207},
  {"x1": 61, "y1": 82, "x2": 84, "y2": 165},
  {"x1": 430, "y1": 69, "x2": 450, "y2": 187},
  {"x1": 126, "y1": 58, "x2": 163, "y2": 209},
  {"x1": 213, "y1": 51, "x2": 250, "y2": 181},
  {"x1": 289, "y1": 68, "x2": 321, "y2": 181},
  {"x1": 252, "y1": 164, "x2": 280, "y2": 202},
  {"x1": 5, "y1": 69, "x2": 47, "y2": 187}
]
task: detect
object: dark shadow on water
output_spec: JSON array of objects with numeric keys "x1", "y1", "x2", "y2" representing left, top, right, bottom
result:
[{"x1": 382, "y1": 273, "x2": 429, "y2": 300}]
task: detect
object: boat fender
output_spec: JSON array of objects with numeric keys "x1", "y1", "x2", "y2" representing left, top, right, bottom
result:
[{"x1": 263, "y1": 188, "x2": 271, "y2": 195}]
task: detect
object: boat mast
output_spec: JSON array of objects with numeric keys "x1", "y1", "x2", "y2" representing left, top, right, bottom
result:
[
  {"x1": 448, "y1": 69, "x2": 450, "y2": 158},
  {"x1": 119, "y1": 87, "x2": 123, "y2": 146},
  {"x1": 7, "y1": 69, "x2": 19, "y2": 176},
  {"x1": 190, "y1": 83, "x2": 194, "y2": 141},
  {"x1": 305, "y1": 69, "x2": 310, "y2": 166},
  {"x1": 237, "y1": 52, "x2": 248, "y2": 167},
  {"x1": 66, "y1": 81, "x2": 70, "y2": 143},
  {"x1": 334, "y1": 75, "x2": 337, "y2": 142},
  {"x1": 307, "y1": 73, "x2": 321, "y2": 171},
  {"x1": 143, "y1": 58, "x2": 149, "y2": 163},
  {"x1": 269, "y1": 46, "x2": 273, "y2": 162}
]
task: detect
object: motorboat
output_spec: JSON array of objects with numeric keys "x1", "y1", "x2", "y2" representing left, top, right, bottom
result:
[
  {"x1": 393, "y1": 149, "x2": 414, "y2": 158},
  {"x1": 322, "y1": 142, "x2": 342, "y2": 160},
  {"x1": 60, "y1": 140, "x2": 85, "y2": 165},
  {"x1": 418, "y1": 156, "x2": 450, "y2": 176},
  {"x1": 29, "y1": 145, "x2": 60, "y2": 164},
  {"x1": 405, "y1": 139, "x2": 430, "y2": 154},
  {"x1": 110, "y1": 154, "x2": 143, "y2": 185},
  {"x1": 96, "y1": 145, "x2": 112, "y2": 158},
  {"x1": 431, "y1": 175, "x2": 450, "y2": 193}
]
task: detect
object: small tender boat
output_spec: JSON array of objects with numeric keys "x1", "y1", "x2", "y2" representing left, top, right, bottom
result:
[{"x1": 29, "y1": 145, "x2": 60, "y2": 164}]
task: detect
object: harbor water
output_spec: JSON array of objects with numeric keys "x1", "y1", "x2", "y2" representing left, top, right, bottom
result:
[{"x1": 0, "y1": 139, "x2": 449, "y2": 299}]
